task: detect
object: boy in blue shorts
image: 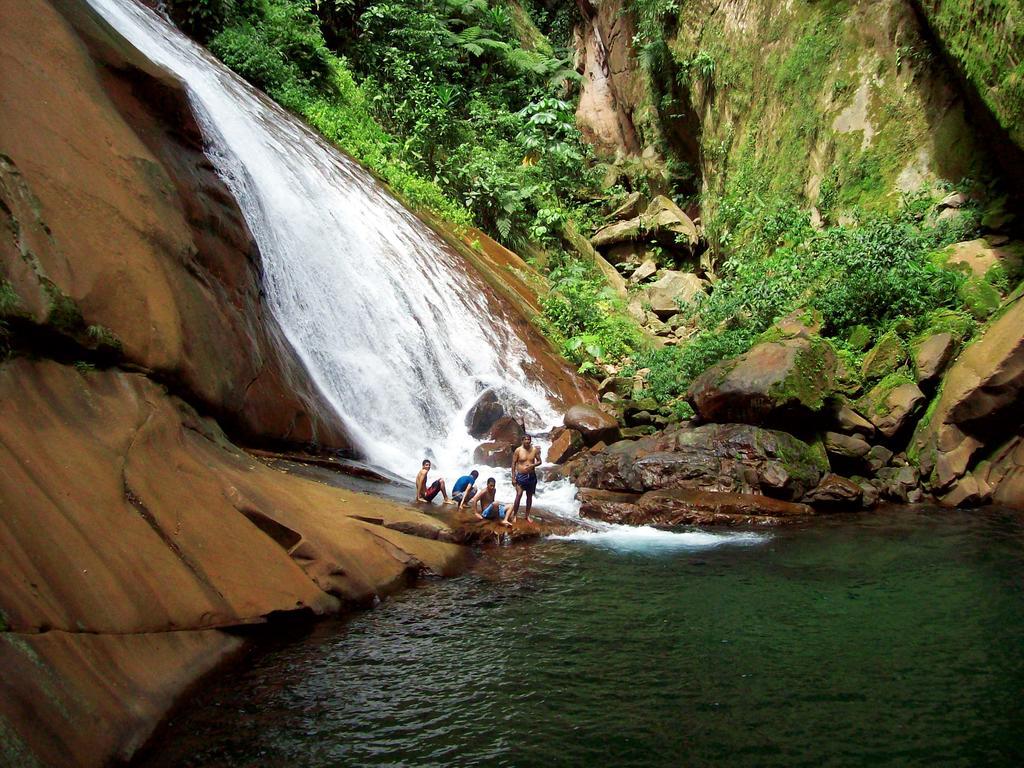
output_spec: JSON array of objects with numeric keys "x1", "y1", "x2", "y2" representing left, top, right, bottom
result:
[{"x1": 467, "y1": 477, "x2": 512, "y2": 526}]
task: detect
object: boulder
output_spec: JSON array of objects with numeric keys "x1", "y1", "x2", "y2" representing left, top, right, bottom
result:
[
  {"x1": 598, "y1": 376, "x2": 633, "y2": 398},
  {"x1": 866, "y1": 444, "x2": 894, "y2": 472},
  {"x1": 940, "y1": 474, "x2": 992, "y2": 507},
  {"x1": 861, "y1": 331, "x2": 906, "y2": 381},
  {"x1": 801, "y1": 473, "x2": 864, "y2": 508},
  {"x1": 643, "y1": 270, "x2": 708, "y2": 318},
  {"x1": 610, "y1": 191, "x2": 645, "y2": 221},
  {"x1": 465, "y1": 389, "x2": 505, "y2": 438},
  {"x1": 860, "y1": 378, "x2": 926, "y2": 439},
  {"x1": 487, "y1": 415, "x2": 526, "y2": 445},
  {"x1": 642, "y1": 195, "x2": 700, "y2": 249},
  {"x1": 831, "y1": 403, "x2": 875, "y2": 436},
  {"x1": 630, "y1": 259, "x2": 658, "y2": 283},
  {"x1": 547, "y1": 428, "x2": 585, "y2": 464},
  {"x1": 565, "y1": 404, "x2": 621, "y2": 446},
  {"x1": 688, "y1": 337, "x2": 838, "y2": 425},
  {"x1": 912, "y1": 332, "x2": 957, "y2": 384},
  {"x1": 565, "y1": 422, "x2": 827, "y2": 501},
  {"x1": 590, "y1": 217, "x2": 643, "y2": 248},
  {"x1": 824, "y1": 431, "x2": 871, "y2": 459},
  {"x1": 773, "y1": 308, "x2": 823, "y2": 339},
  {"x1": 938, "y1": 191, "x2": 968, "y2": 209},
  {"x1": 473, "y1": 441, "x2": 516, "y2": 467}
]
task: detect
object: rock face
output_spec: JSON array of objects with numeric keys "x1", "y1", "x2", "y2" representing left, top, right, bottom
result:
[
  {"x1": 0, "y1": 0, "x2": 350, "y2": 450},
  {"x1": 688, "y1": 337, "x2": 838, "y2": 426},
  {"x1": 0, "y1": 359, "x2": 465, "y2": 762},
  {"x1": 566, "y1": 422, "x2": 827, "y2": 501},
  {"x1": 565, "y1": 403, "x2": 621, "y2": 445},
  {"x1": 914, "y1": 293, "x2": 1024, "y2": 506}
]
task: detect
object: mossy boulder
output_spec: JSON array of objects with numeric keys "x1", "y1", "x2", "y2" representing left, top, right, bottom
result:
[
  {"x1": 688, "y1": 336, "x2": 838, "y2": 426},
  {"x1": 959, "y1": 275, "x2": 1002, "y2": 320},
  {"x1": 860, "y1": 331, "x2": 906, "y2": 381},
  {"x1": 859, "y1": 374, "x2": 926, "y2": 439}
]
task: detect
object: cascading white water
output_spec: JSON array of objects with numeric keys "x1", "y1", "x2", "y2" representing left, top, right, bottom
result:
[
  {"x1": 85, "y1": 0, "x2": 766, "y2": 550},
  {"x1": 86, "y1": 0, "x2": 563, "y2": 479}
]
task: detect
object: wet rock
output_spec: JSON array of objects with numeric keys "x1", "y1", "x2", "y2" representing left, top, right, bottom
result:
[
  {"x1": 852, "y1": 477, "x2": 880, "y2": 508},
  {"x1": 565, "y1": 404, "x2": 621, "y2": 446},
  {"x1": 565, "y1": 423, "x2": 827, "y2": 501},
  {"x1": 473, "y1": 441, "x2": 516, "y2": 467},
  {"x1": 802, "y1": 473, "x2": 863, "y2": 509},
  {"x1": 861, "y1": 379, "x2": 926, "y2": 439},
  {"x1": 875, "y1": 465, "x2": 921, "y2": 502},
  {"x1": 688, "y1": 337, "x2": 838, "y2": 426},
  {"x1": 643, "y1": 270, "x2": 708, "y2": 318},
  {"x1": 465, "y1": 389, "x2": 505, "y2": 438},
  {"x1": 633, "y1": 488, "x2": 815, "y2": 526},
  {"x1": 975, "y1": 435, "x2": 1024, "y2": 508},
  {"x1": 547, "y1": 428, "x2": 584, "y2": 464},
  {"x1": 486, "y1": 416, "x2": 525, "y2": 445},
  {"x1": 577, "y1": 488, "x2": 643, "y2": 524},
  {"x1": 824, "y1": 431, "x2": 871, "y2": 459},
  {"x1": 940, "y1": 474, "x2": 991, "y2": 507},
  {"x1": 861, "y1": 331, "x2": 905, "y2": 381},
  {"x1": 912, "y1": 332, "x2": 957, "y2": 385}
]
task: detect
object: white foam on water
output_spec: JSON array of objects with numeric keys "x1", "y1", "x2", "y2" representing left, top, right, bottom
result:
[{"x1": 548, "y1": 525, "x2": 769, "y2": 553}]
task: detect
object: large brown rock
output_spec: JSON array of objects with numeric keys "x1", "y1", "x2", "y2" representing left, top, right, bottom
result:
[
  {"x1": 912, "y1": 332, "x2": 957, "y2": 385},
  {"x1": 577, "y1": 488, "x2": 644, "y2": 524},
  {"x1": 465, "y1": 389, "x2": 505, "y2": 438},
  {"x1": 565, "y1": 422, "x2": 827, "y2": 500},
  {"x1": 0, "y1": 358, "x2": 465, "y2": 762},
  {"x1": 565, "y1": 403, "x2": 621, "y2": 445},
  {"x1": 861, "y1": 379, "x2": 926, "y2": 439},
  {"x1": 0, "y1": 0, "x2": 349, "y2": 449},
  {"x1": 688, "y1": 337, "x2": 838, "y2": 425},
  {"x1": 801, "y1": 473, "x2": 864, "y2": 508},
  {"x1": 643, "y1": 270, "x2": 708, "y2": 318},
  {"x1": 548, "y1": 427, "x2": 585, "y2": 464}
]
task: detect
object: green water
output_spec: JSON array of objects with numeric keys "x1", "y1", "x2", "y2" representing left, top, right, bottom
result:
[{"x1": 142, "y1": 508, "x2": 1024, "y2": 767}]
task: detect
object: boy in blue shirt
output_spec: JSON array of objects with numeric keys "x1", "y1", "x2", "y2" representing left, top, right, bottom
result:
[{"x1": 452, "y1": 470, "x2": 479, "y2": 506}]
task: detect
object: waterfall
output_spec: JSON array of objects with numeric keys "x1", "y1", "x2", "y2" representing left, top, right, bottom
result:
[{"x1": 85, "y1": 0, "x2": 569, "y2": 490}]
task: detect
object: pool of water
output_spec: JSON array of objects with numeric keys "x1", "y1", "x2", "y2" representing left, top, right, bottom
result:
[{"x1": 141, "y1": 507, "x2": 1024, "y2": 767}]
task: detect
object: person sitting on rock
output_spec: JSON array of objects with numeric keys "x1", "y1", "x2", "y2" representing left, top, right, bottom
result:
[
  {"x1": 467, "y1": 477, "x2": 512, "y2": 526},
  {"x1": 415, "y1": 459, "x2": 452, "y2": 504},
  {"x1": 453, "y1": 469, "x2": 480, "y2": 508}
]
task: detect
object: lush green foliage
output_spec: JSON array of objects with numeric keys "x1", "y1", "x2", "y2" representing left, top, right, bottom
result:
[{"x1": 540, "y1": 261, "x2": 645, "y2": 373}]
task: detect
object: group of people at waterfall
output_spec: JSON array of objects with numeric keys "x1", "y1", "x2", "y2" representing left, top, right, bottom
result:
[{"x1": 414, "y1": 435, "x2": 542, "y2": 524}]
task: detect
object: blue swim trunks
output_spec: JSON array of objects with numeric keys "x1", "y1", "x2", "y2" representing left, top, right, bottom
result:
[
  {"x1": 482, "y1": 503, "x2": 506, "y2": 520},
  {"x1": 515, "y1": 471, "x2": 537, "y2": 493}
]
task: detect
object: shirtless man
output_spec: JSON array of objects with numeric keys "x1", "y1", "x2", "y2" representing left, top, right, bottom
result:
[
  {"x1": 510, "y1": 435, "x2": 541, "y2": 523},
  {"x1": 415, "y1": 459, "x2": 453, "y2": 504},
  {"x1": 466, "y1": 477, "x2": 512, "y2": 526}
]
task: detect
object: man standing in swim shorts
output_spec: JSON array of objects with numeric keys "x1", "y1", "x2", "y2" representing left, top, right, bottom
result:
[
  {"x1": 415, "y1": 459, "x2": 452, "y2": 504},
  {"x1": 510, "y1": 435, "x2": 541, "y2": 523}
]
